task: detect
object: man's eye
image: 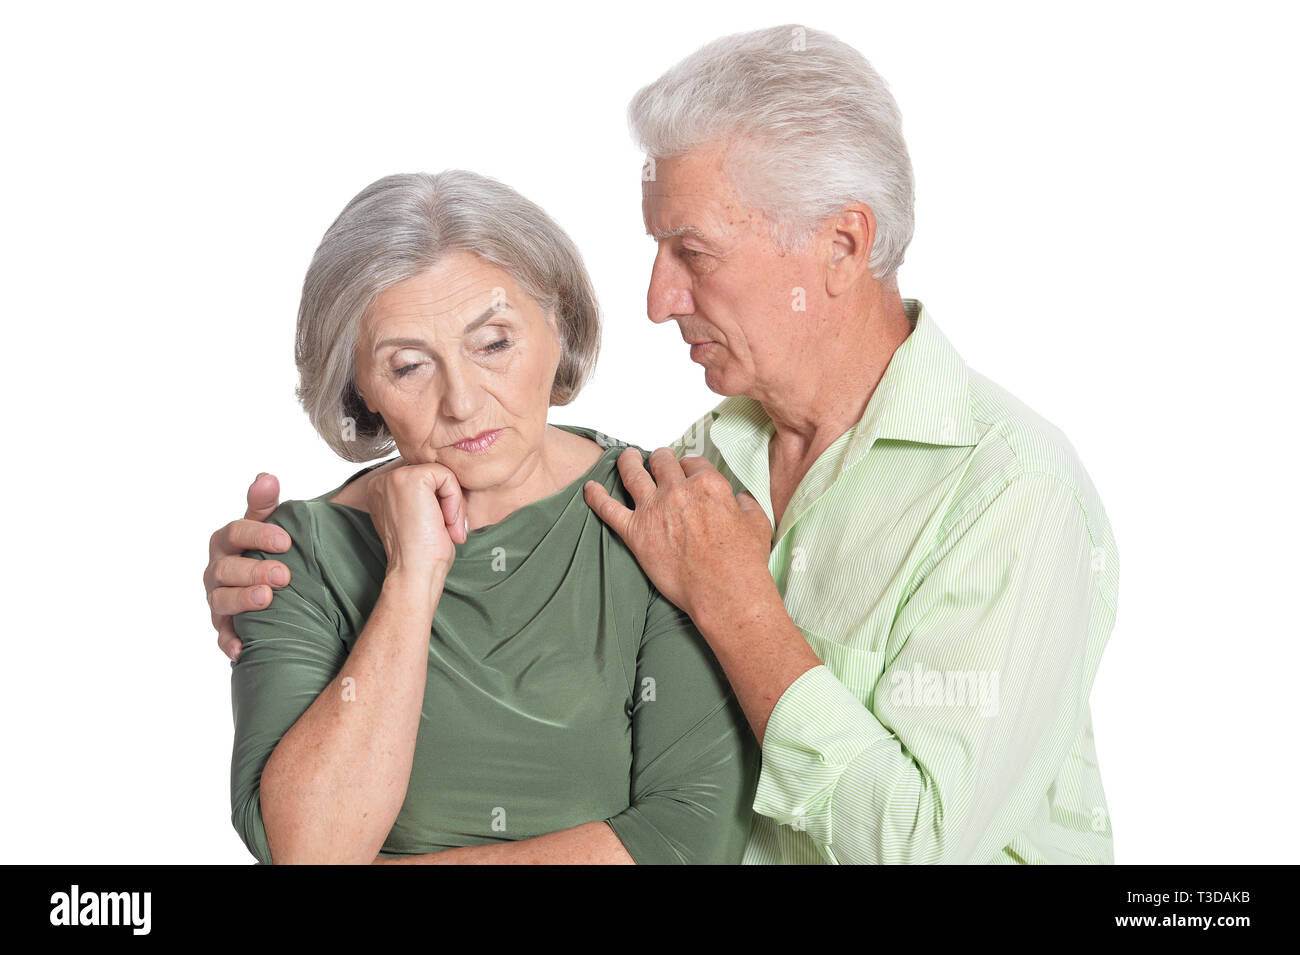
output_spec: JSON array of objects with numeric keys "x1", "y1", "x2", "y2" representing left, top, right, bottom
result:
[
  {"x1": 483, "y1": 339, "x2": 511, "y2": 354},
  {"x1": 394, "y1": 363, "x2": 422, "y2": 378}
]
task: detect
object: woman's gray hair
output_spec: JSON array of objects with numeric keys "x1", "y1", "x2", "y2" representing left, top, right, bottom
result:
[
  {"x1": 627, "y1": 24, "x2": 915, "y2": 285},
  {"x1": 295, "y1": 170, "x2": 602, "y2": 461}
]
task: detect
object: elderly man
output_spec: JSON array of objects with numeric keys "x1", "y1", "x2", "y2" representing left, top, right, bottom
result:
[{"x1": 205, "y1": 25, "x2": 1118, "y2": 864}]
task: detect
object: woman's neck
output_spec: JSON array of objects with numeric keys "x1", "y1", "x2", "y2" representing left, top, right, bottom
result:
[{"x1": 463, "y1": 426, "x2": 604, "y2": 530}]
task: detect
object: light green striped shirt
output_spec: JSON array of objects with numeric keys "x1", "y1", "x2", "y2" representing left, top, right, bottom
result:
[{"x1": 670, "y1": 298, "x2": 1119, "y2": 864}]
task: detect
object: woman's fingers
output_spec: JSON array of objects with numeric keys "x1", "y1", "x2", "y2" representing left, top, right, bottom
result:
[
  {"x1": 368, "y1": 462, "x2": 461, "y2": 574},
  {"x1": 431, "y1": 467, "x2": 468, "y2": 543}
]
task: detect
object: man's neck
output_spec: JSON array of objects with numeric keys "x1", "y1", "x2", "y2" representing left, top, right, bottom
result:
[{"x1": 758, "y1": 285, "x2": 912, "y2": 471}]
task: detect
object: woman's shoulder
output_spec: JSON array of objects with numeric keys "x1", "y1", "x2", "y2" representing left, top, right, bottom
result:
[
  {"x1": 239, "y1": 499, "x2": 321, "y2": 562},
  {"x1": 310, "y1": 456, "x2": 404, "y2": 515},
  {"x1": 243, "y1": 496, "x2": 374, "y2": 567},
  {"x1": 552, "y1": 424, "x2": 655, "y2": 489},
  {"x1": 551, "y1": 423, "x2": 649, "y2": 456}
]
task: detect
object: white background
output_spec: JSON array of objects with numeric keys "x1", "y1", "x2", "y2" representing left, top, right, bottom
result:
[{"x1": 1, "y1": 0, "x2": 1295, "y2": 863}]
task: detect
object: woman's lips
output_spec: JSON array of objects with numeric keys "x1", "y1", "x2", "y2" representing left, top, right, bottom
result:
[{"x1": 451, "y1": 429, "x2": 502, "y2": 454}]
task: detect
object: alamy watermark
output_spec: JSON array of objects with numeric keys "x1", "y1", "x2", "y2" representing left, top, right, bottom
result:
[{"x1": 889, "y1": 664, "x2": 1000, "y2": 718}]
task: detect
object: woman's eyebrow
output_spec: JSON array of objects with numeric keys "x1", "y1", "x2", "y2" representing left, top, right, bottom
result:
[{"x1": 373, "y1": 304, "x2": 513, "y2": 352}]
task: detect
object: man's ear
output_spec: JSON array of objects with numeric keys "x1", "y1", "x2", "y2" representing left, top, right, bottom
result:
[{"x1": 825, "y1": 203, "x2": 876, "y2": 296}]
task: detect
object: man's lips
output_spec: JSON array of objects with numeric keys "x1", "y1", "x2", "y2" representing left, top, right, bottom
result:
[{"x1": 680, "y1": 325, "x2": 720, "y2": 360}]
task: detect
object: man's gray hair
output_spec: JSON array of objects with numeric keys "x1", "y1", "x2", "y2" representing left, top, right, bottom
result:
[
  {"x1": 295, "y1": 170, "x2": 602, "y2": 462},
  {"x1": 628, "y1": 24, "x2": 915, "y2": 285}
]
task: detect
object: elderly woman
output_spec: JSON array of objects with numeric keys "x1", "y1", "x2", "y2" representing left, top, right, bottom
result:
[{"x1": 227, "y1": 170, "x2": 758, "y2": 864}]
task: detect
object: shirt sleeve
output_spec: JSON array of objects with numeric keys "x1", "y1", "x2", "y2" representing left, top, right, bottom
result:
[
  {"x1": 604, "y1": 585, "x2": 761, "y2": 864},
  {"x1": 228, "y1": 501, "x2": 349, "y2": 865},
  {"x1": 752, "y1": 472, "x2": 1117, "y2": 864}
]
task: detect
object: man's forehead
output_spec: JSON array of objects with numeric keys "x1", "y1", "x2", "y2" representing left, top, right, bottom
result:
[
  {"x1": 641, "y1": 178, "x2": 736, "y2": 237},
  {"x1": 642, "y1": 185, "x2": 760, "y2": 242}
]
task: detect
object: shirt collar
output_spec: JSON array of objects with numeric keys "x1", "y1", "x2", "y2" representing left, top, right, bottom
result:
[{"x1": 708, "y1": 298, "x2": 978, "y2": 479}]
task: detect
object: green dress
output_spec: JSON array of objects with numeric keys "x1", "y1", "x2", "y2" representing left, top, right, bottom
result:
[{"x1": 230, "y1": 424, "x2": 759, "y2": 864}]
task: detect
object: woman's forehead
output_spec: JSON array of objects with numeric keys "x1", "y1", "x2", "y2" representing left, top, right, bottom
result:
[{"x1": 364, "y1": 259, "x2": 539, "y2": 337}]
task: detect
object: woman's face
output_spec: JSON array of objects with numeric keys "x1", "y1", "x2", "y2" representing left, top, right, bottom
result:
[{"x1": 353, "y1": 251, "x2": 562, "y2": 491}]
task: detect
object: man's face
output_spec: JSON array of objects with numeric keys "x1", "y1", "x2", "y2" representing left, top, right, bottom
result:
[{"x1": 641, "y1": 142, "x2": 819, "y2": 401}]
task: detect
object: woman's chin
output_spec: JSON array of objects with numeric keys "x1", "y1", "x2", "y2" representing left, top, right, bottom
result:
[
  {"x1": 399, "y1": 431, "x2": 523, "y2": 491},
  {"x1": 439, "y1": 453, "x2": 510, "y2": 492}
]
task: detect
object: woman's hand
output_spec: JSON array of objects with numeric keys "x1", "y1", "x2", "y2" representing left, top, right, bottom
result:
[
  {"x1": 367, "y1": 461, "x2": 468, "y2": 593},
  {"x1": 252, "y1": 460, "x2": 469, "y2": 864}
]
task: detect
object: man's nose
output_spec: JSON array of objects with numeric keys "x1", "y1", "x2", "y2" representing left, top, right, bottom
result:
[{"x1": 646, "y1": 252, "x2": 693, "y2": 324}]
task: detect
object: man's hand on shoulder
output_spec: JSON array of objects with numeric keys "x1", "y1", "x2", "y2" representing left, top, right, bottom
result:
[
  {"x1": 582, "y1": 447, "x2": 773, "y2": 626},
  {"x1": 205, "y1": 472, "x2": 292, "y2": 661}
]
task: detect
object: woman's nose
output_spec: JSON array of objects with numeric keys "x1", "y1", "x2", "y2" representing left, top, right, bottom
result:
[{"x1": 439, "y1": 363, "x2": 483, "y2": 420}]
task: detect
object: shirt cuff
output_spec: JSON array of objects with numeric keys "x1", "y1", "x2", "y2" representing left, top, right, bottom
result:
[
  {"x1": 753, "y1": 665, "x2": 894, "y2": 851},
  {"x1": 604, "y1": 809, "x2": 686, "y2": 865}
]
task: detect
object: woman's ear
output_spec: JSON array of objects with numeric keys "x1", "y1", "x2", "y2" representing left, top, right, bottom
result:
[
  {"x1": 545, "y1": 309, "x2": 564, "y2": 404},
  {"x1": 546, "y1": 309, "x2": 563, "y2": 354},
  {"x1": 360, "y1": 385, "x2": 382, "y2": 419}
]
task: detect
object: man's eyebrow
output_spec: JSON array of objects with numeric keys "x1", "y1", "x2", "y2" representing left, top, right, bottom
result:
[
  {"x1": 647, "y1": 225, "x2": 707, "y2": 240},
  {"x1": 373, "y1": 303, "x2": 510, "y2": 353}
]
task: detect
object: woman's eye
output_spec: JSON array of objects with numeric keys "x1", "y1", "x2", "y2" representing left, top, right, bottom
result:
[{"x1": 392, "y1": 341, "x2": 508, "y2": 377}]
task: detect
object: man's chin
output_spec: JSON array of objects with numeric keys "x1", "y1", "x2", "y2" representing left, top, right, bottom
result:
[{"x1": 700, "y1": 364, "x2": 741, "y2": 397}]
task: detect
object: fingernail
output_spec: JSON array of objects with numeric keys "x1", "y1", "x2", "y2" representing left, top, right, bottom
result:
[
  {"x1": 255, "y1": 472, "x2": 268, "y2": 481},
  {"x1": 270, "y1": 566, "x2": 289, "y2": 585},
  {"x1": 251, "y1": 586, "x2": 268, "y2": 605}
]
